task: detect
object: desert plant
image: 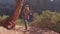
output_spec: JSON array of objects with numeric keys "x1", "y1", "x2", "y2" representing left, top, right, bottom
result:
[{"x1": 30, "y1": 10, "x2": 60, "y2": 33}]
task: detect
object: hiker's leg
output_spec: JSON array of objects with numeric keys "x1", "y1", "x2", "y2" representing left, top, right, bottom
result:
[{"x1": 24, "y1": 19, "x2": 28, "y2": 30}]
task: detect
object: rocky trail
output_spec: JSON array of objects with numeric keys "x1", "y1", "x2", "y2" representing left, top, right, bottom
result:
[{"x1": 0, "y1": 25, "x2": 59, "y2": 34}]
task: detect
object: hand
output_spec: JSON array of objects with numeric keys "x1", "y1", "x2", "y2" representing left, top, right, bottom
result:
[{"x1": 30, "y1": 13, "x2": 32, "y2": 15}]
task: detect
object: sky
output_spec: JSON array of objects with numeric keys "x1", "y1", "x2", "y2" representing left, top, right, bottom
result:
[
  {"x1": 0, "y1": 0, "x2": 15, "y2": 5},
  {"x1": 0, "y1": 0, "x2": 60, "y2": 12},
  {"x1": 0, "y1": 0, "x2": 60, "y2": 16}
]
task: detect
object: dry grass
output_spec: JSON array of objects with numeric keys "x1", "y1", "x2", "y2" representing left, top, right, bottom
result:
[
  {"x1": 30, "y1": 10, "x2": 60, "y2": 33},
  {"x1": 0, "y1": 10, "x2": 60, "y2": 33}
]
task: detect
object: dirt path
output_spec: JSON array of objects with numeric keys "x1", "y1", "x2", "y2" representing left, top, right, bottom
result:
[{"x1": 0, "y1": 25, "x2": 59, "y2": 34}]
